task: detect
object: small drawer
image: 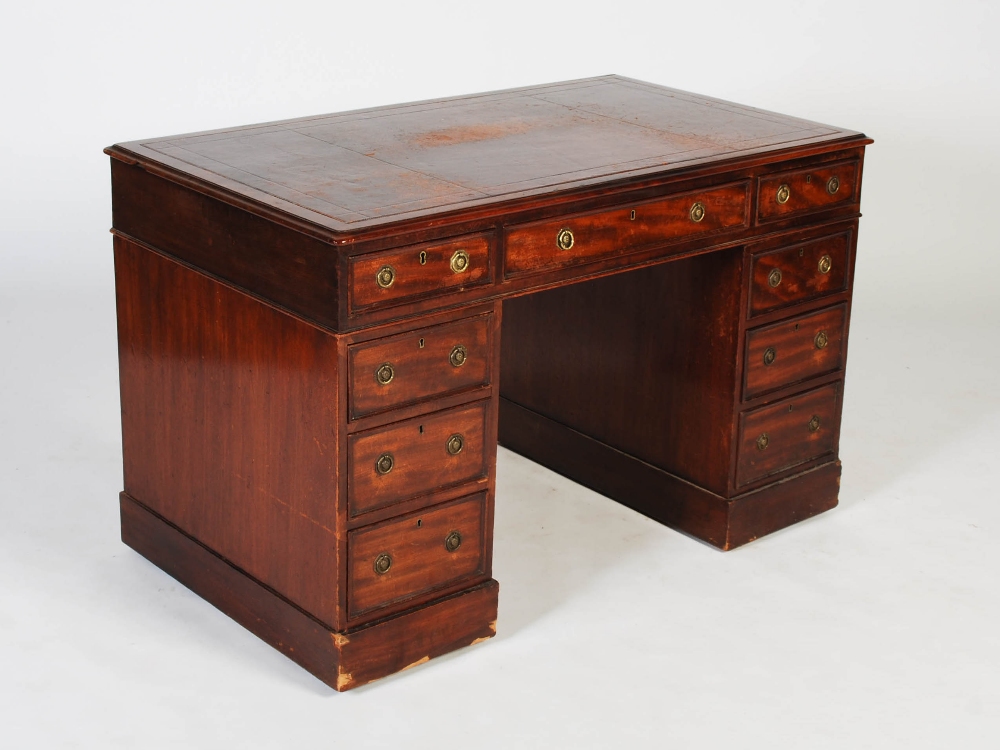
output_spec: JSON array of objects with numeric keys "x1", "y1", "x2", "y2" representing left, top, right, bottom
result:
[
  {"x1": 749, "y1": 232, "x2": 851, "y2": 317},
  {"x1": 744, "y1": 304, "x2": 846, "y2": 400},
  {"x1": 504, "y1": 181, "x2": 749, "y2": 278},
  {"x1": 347, "y1": 493, "x2": 487, "y2": 618},
  {"x1": 349, "y1": 313, "x2": 493, "y2": 419},
  {"x1": 349, "y1": 233, "x2": 493, "y2": 312},
  {"x1": 736, "y1": 382, "x2": 841, "y2": 487},
  {"x1": 757, "y1": 161, "x2": 858, "y2": 223},
  {"x1": 348, "y1": 400, "x2": 489, "y2": 517}
]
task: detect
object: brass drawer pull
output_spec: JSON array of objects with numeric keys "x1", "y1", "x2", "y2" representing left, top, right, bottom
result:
[
  {"x1": 763, "y1": 347, "x2": 777, "y2": 366},
  {"x1": 818, "y1": 254, "x2": 832, "y2": 274},
  {"x1": 808, "y1": 415, "x2": 821, "y2": 433},
  {"x1": 449, "y1": 345, "x2": 467, "y2": 368},
  {"x1": 827, "y1": 176, "x2": 841, "y2": 195},
  {"x1": 756, "y1": 433, "x2": 770, "y2": 451},
  {"x1": 375, "y1": 453, "x2": 394, "y2": 475},
  {"x1": 768, "y1": 268, "x2": 782, "y2": 288},
  {"x1": 445, "y1": 530, "x2": 462, "y2": 553},
  {"x1": 689, "y1": 201, "x2": 706, "y2": 223},
  {"x1": 376, "y1": 265, "x2": 395, "y2": 289},
  {"x1": 373, "y1": 553, "x2": 392, "y2": 575},
  {"x1": 814, "y1": 330, "x2": 829, "y2": 350},
  {"x1": 556, "y1": 228, "x2": 575, "y2": 250},
  {"x1": 450, "y1": 250, "x2": 470, "y2": 274},
  {"x1": 446, "y1": 434, "x2": 464, "y2": 455},
  {"x1": 776, "y1": 184, "x2": 791, "y2": 204},
  {"x1": 375, "y1": 363, "x2": 395, "y2": 385}
]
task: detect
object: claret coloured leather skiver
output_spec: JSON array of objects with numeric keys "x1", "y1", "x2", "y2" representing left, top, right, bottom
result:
[{"x1": 106, "y1": 76, "x2": 871, "y2": 689}]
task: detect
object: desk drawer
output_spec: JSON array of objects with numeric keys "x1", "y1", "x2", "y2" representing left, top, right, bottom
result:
[
  {"x1": 349, "y1": 313, "x2": 493, "y2": 419},
  {"x1": 504, "y1": 182, "x2": 749, "y2": 278},
  {"x1": 348, "y1": 401, "x2": 489, "y2": 517},
  {"x1": 757, "y1": 161, "x2": 858, "y2": 222},
  {"x1": 347, "y1": 493, "x2": 486, "y2": 618},
  {"x1": 744, "y1": 304, "x2": 846, "y2": 399},
  {"x1": 350, "y1": 233, "x2": 492, "y2": 312},
  {"x1": 749, "y1": 232, "x2": 851, "y2": 317},
  {"x1": 736, "y1": 383, "x2": 840, "y2": 487}
]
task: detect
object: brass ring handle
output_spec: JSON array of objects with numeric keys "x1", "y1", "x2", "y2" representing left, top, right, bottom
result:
[
  {"x1": 826, "y1": 176, "x2": 841, "y2": 195},
  {"x1": 814, "y1": 330, "x2": 829, "y2": 350},
  {"x1": 808, "y1": 415, "x2": 822, "y2": 433},
  {"x1": 449, "y1": 345, "x2": 467, "y2": 368},
  {"x1": 776, "y1": 184, "x2": 791, "y2": 204},
  {"x1": 376, "y1": 265, "x2": 395, "y2": 289},
  {"x1": 445, "y1": 531, "x2": 462, "y2": 553},
  {"x1": 763, "y1": 347, "x2": 777, "y2": 366},
  {"x1": 450, "y1": 250, "x2": 470, "y2": 274},
  {"x1": 689, "y1": 201, "x2": 706, "y2": 223},
  {"x1": 556, "y1": 228, "x2": 575, "y2": 251},
  {"x1": 375, "y1": 453, "x2": 394, "y2": 475},
  {"x1": 756, "y1": 433, "x2": 770, "y2": 451},
  {"x1": 373, "y1": 553, "x2": 392, "y2": 575},
  {"x1": 818, "y1": 254, "x2": 832, "y2": 274},
  {"x1": 446, "y1": 434, "x2": 464, "y2": 456},
  {"x1": 375, "y1": 363, "x2": 395, "y2": 385},
  {"x1": 768, "y1": 268, "x2": 783, "y2": 288}
]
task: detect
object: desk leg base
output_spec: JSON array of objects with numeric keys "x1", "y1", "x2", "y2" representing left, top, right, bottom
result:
[
  {"x1": 119, "y1": 493, "x2": 499, "y2": 691},
  {"x1": 498, "y1": 398, "x2": 839, "y2": 550}
]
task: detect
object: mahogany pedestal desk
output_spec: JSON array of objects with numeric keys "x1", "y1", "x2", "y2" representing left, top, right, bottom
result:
[{"x1": 106, "y1": 76, "x2": 871, "y2": 690}]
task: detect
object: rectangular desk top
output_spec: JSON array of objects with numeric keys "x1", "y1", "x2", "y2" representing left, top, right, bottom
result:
[{"x1": 106, "y1": 75, "x2": 867, "y2": 238}]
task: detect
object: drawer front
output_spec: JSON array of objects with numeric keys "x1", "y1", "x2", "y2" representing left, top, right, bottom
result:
[
  {"x1": 350, "y1": 233, "x2": 493, "y2": 312},
  {"x1": 347, "y1": 493, "x2": 486, "y2": 618},
  {"x1": 744, "y1": 304, "x2": 846, "y2": 400},
  {"x1": 349, "y1": 313, "x2": 492, "y2": 419},
  {"x1": 504, "y1": 181, "x2": 750, "y2": 278},
  {"x1": 736, "y1": 383, "x2": 841, "y2": 487},
  {"x1": 348, "y1": 401, "x2": 489, "y2": 517},
  {"x1": 757, "y1": 161, "x2": 858, "y2": 222},
  {"x1": 749, "y1": 232, "x2": 851, "y2": 317}
]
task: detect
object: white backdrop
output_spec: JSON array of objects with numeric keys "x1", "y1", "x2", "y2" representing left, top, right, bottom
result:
[{"x1": 2, "y1": 1, "x2": 998, "y2": 747}]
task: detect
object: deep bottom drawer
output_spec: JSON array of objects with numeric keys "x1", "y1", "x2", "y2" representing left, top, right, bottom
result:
[
  {"x1": 347, "y1": 493, "x2": 487, "y2": 619},
  {"x1": 736, "y1": 382, "x2": 841, "y2": 487}
]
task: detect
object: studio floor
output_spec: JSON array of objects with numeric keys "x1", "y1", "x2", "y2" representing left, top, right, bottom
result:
[{"x1": 1, "y1": 269, "x2": 997, "y2": 748}]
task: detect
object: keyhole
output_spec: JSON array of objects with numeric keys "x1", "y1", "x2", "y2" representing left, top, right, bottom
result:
[
  {"x1": 799, "y1": 249, "x2": 805, "y2": 257},
  {"x1": 806, "y1": 175, "x2": 812, "y2": 183},
  {"x1": 417, "y1": 519, "x2": 422, "y2": 527},
  {"x1": 630, "y1": 209, "x2": 636, "y2": 221},
  {"x1": 794, "y1": 324, "x2": 799, "y2": 331},
  {"x1": 419, "y1": 251, "x2": 427, "y2": 265},
  {"x1": 418, "y1": 338, "x2": 425, "y2": 348},
  {"x1": 788, "y1": 405, "x2": 793, "y2": 412},
  {"x1": 419, "y1": 425, "x2": 424, "y2": 434}
]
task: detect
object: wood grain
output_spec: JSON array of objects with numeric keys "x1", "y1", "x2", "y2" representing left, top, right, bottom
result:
[
  {"x1": 757, "y1": 161, "x2": 859, "y2": 222},
  {"x1": 749, "y1": 231, "x2": 851, "y2": 317}
]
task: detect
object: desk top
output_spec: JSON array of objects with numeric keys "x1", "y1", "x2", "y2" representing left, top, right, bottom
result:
[{"x1": 107, "y1": 75, "x2": 865, "y2": 236}]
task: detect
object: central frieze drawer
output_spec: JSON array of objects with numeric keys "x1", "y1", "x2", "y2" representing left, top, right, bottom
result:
[
  {"x1": 349, "y1": 313, "x2": 493, "y2": 419},
  {"x1": 504, "y1": 181, "x2": 750, "y2": 278},
  {"x1": 347, "y1": 493, "x2": 487, "y2": 619},
  {"x1": 744, "y1": 304, "x2": 847, "y2": 400},
  {"x1": 348, "y1": 400, "x2": 489, "y2": 517}
]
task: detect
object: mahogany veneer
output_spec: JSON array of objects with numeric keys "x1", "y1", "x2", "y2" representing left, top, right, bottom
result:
[{"x1": 107, "y1": 75, "x2": 871, "y2": 689}]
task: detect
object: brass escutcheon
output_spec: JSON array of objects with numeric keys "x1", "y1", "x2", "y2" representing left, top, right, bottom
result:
[
  {"x1": 376, "y1": 362, "x2": 395, "y2": 385},
  {"x1": 768, "y1": 268, "x2": 783, "y2": 288},
  {"x1": 450, "y1": 249, "x2": 470, "y2": 274},
  {"x1": 827, "y1": 176, "x2": 841, "y2": 195},
  {"x1": 814, "y1": 330, "x2": 829, "y2": 350},
  {"x1": 818, "y1": 254, "x2": 832, "y2": 274},
  {"x1": 763, "y1": 347, "x2": 777, "y2": 366},
  {"x1": 776, "y1": 184, "x2": 791, "y2": 204},
  {"x1": 375, "y1": 453, "x2": 394, "y2": 475},
  {"x1": 449, "y1": 344, "x2": 467, "y2": 368},
  {"x1": 373, "y1": 553, "x2": 392, "y2": 575},
  {"x1": 447, "y1": 434, "x2": 464, "y2": 455},
  {"x1": 445, "y1": 531, "x2": 462, "y2": 553},
  {"x1": 376, "y1": 265, "x2": 395, "y2": 289},
  {"x1": 808, "y1": 415, "x2": 822, "y2": 433},
  {"x1": 556, "y1": 228, "x2": 575, "y2": 251},
  {"x1": 756, "y1": 433, "x2": 770, "y2": 451},
  {"x1": 689, "y1": 201, "x2": 706, "y2": 223}
]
